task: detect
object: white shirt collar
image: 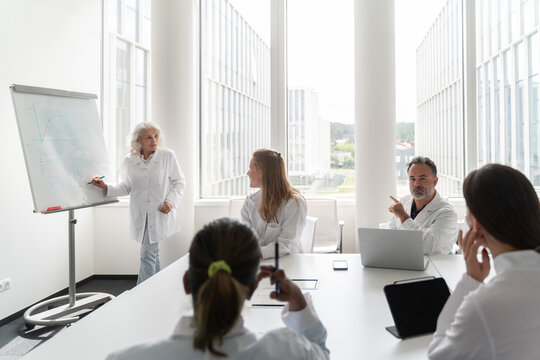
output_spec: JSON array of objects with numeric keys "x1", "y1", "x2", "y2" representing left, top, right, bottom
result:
[
  {"x1": 493, "y1": 249, "x2": 540, "y2": 274},
  {"x1": 171, "y1": 315, "x2": 248, "y2": 339}
]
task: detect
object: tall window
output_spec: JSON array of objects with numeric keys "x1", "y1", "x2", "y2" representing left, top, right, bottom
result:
[
  {"x1": 415, "y1": 0, "x2": 464, "y2": 197},
  {"x1": 476, "y1": 0, "x2": 540, "y2": 184},
  {"x1": 200, "y1": 0, "x2": 271, "y2": 198},
  {"x1": 287, "y1": 0, "x2": 354, "y2": 197},
  {"x1": 200, "y1": 0, "x2": 354, "y2": 199},
  {"x1": 104, "y1": 0, "x2": 151, "y2": 179},
  {"x1": 395, "y1": 0, "x2": 448, "y2": 196},
  {"x1": 414, "y1": 0, "x2": 540, "y2": 195}
]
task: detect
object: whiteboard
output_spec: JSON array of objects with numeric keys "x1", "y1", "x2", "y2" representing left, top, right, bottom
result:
[{"x1": 11, "y1": 85, "x2": 117, "y2": 213}]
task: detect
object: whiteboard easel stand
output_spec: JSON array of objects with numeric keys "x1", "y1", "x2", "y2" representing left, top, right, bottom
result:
[{"x1": 24, "y1": 203, "x2": 117, "y2": 328}]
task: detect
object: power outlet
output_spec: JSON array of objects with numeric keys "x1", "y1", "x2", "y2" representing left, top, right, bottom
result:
[{"x1": 0, "y1": 278, "x2": 11, "y2": 292}]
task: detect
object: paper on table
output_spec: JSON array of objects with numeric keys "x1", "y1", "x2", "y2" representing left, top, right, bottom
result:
[{"x1": 249, "y1": 278, "x2": 319, "y2": 307}]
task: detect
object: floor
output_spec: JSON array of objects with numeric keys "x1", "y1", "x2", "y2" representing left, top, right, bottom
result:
[{"x1": 0, "y1": 278, "x2": 136, "y2": 359}]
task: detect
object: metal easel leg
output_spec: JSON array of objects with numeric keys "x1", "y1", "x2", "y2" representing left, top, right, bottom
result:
[{"x1": 24, "y1": 210, "x2": 114, "y2": 328}]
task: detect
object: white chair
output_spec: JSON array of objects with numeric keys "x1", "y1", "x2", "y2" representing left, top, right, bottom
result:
[
  {"x1": 299, "y1": 216, "x2": 318, "y2": 253},
  {"x1": 306, "y1": 199, "x2": 345, "y2": 253},
  {"x1": 452, "y1": 219, "x2": 469, "y2": 254},
  {"x1": 228, "y1": 197, "x2": 246, "y2": 220}
]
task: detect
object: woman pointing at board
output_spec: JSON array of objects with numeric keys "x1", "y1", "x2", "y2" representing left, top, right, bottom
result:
[{"x1": 92, "y1": 122, "x2": 185, "y2": 284}]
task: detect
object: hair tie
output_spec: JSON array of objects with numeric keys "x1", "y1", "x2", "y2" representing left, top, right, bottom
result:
[
  {"x1": 208, "y1": 260, "x2": 232, "y2": 277},
  {"x1": 277, "y1": 152, "x2": 281, "y2": 158}
]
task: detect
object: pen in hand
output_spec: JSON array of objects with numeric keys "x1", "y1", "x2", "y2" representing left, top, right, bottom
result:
[
  {"x1": 88, "y1": 175, "x2": 105, "y2": 184},
  {"x1": 275, "y1": 241, "x2": 279, "y2": 295}
]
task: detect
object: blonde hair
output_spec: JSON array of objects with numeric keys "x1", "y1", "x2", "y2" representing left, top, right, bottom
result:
[
  {"x1": 189, "y1": 219, "x2": 261, "y2": 357},
  {"x1": 252, "y1": 148, "x2": 303, "y2": 223},
  {"x1": 128, "y1": 121, "x2": 164, "y2": 156}
]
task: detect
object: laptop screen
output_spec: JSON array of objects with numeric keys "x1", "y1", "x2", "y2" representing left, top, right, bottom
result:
[{"x1": 357, "y1": 227, "x2": 426, "y2": 270}]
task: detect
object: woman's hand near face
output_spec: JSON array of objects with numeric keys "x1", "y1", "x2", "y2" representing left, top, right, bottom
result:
[
  {"x1": 459, "y1": 228, "x2": 491, "y2": 283},
  {"x1": 257, "y1": 265, "x2": 307, "y2": 311},
  {"x1": 159, "y1": 201, "x2": 173, "y2": 214}
]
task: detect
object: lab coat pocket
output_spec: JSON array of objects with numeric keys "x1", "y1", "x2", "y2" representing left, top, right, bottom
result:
[{"x1": 156, "y1": 206, "x2": 179, "y2": 238}]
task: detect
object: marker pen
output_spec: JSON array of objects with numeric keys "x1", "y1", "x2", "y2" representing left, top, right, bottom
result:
[
  {"x1": 88, "y1": 175, "x2": 105, "y2": 184},
  {"x1": 275, "y1": 241, "x2": 279, "y2": 295}
]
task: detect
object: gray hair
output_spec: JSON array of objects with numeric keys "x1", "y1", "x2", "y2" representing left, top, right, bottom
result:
[
  {"x1": 407, "y1": 156, "x2": 437, "y2": 177},
  {"x1": 128, "y1": 121, "x2": 165, "y2": 156}
]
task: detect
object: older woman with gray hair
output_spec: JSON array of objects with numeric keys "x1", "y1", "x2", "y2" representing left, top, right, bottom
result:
[{"x1": 92, "y1": 122, "x2": 185, "y2": 284}]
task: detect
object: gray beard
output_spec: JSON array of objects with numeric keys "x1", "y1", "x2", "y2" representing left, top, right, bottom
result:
[{"x1": 411, "y1": 189, "x2": 429, "y2": 200}]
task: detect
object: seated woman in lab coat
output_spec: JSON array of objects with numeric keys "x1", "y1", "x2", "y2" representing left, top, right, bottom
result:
[
  {"x1": 428, "y1": 164, "x2": 540, "y2": 360},
  {"x1": 105, "y1": 218, "x2": 329, "y2": 360},
  {"x1": 241, "y1": 149, "x2": 307, "y2": 258}
]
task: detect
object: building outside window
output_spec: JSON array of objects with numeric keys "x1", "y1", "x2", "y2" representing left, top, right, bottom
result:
[
  {"x1": 287, "y1": 0, "x2": 354, "y2": 197},
  {"x1": 416, "y1": 0, "x2": 464, "y2": 197},
  {"x1": 417, "y1": 0, "x2": 540, "y2": 194},
  {"x1": 287, "y1": 88, "x2": 331, "y2": 193},
  {"x1": 200, "y1": 0, "x2": 355, "y2": 199},
  {"x1": 199, "y1": 0, "x2": 271, "y2": 198}
]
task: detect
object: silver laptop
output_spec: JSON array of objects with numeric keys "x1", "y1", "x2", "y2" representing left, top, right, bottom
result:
[{"x1": 357, "y1": 228, "x2": 429, "y2": 271}]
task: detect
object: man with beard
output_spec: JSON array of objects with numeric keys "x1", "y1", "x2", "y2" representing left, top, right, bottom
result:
[{"x1": 387, "y1": 156, "x2": 458, "y2": 255}]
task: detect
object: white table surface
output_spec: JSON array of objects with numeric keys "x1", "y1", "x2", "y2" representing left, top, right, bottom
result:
[{"x1": 22, "y1": 254, "x2": 467, "y2": 360}]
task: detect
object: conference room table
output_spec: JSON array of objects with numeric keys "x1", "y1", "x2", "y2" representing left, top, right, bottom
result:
[{"x1": 22, "y1": 254, "x2": 468, "y2": 360}]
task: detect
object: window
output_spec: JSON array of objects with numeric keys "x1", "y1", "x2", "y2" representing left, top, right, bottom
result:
[
  {"x1": 197, "y1": 0, "x2": 540, "y2": 199},
  {"x1": 415, "y1": 0, "x2": 540, "y2": 193},
  {"x1": 199, "y1": 0, "x2": 271, "y2": 198},
  {"x1": 104, "y1": 0, "x2": 151, "y2": 179},
  {"x1": 475, "y1": 0, "x2": 540, "y2": 183},
  {"x1": 200, "y1": 0, "x2": 355, "y2": 198},
  {"x1": 287, "y1": 0, "x2": 354, "y2": 197},
  {"x1": 415, "y1": 0, "x2": 464, "y2": 197}
]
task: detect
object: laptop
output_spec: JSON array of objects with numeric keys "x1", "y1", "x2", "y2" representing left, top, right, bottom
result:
[{"x1": 357, "y1": 227, "x2": 428, "y2": 270}]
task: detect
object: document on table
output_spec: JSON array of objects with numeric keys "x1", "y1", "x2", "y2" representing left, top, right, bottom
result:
[{"x1": 250, "y1": 278, "x2": 319, "y2": 306}]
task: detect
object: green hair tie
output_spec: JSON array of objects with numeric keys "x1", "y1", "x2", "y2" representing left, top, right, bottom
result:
[{"x1": 208, "y1": 260, "x2": 232, "y2": 277}]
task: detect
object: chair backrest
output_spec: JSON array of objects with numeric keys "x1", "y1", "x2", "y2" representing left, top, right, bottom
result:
[
  {"x1": 228, "y1": 197, "x2": 246, "y2": 221},
  {"x1": 305, "y1": 198, "x2": 338, "y2": 242},
  {"x1": 300, "y1": 216, "x2": 318, "y2": 253}
]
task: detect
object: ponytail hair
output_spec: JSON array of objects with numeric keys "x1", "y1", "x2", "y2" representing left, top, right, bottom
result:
[{"x1": 188, "y1": 218, "x2": 261, "y2": 356}]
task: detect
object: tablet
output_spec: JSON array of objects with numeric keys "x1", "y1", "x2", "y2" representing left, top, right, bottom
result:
[{"x1": 384, "y1": 277, "x2": 450, "y2": 339}]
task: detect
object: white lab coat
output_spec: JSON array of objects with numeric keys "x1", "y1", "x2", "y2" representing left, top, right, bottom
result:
[
  {"x1": 428, "y1": 250, "x2": 540, "y2": 360},
  {"x1": 240, "y1": 190, "x2": 307, "y2": 259},
  {"x1": 105, "y1": 294, "x2": 330, "y2": 360},
  {"x1": 107, "y1": 148, "x2": 185, "y2": 244},
  {"x1": 388, "y1": 191, "x2": 457, "y2": 255}
]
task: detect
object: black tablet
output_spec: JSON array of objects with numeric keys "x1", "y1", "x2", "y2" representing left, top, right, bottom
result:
[{"x1": 384, "y1": 277, "x2": 450, "y2": 339}]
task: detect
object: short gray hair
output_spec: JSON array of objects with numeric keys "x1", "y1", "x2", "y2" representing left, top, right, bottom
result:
[
  {"x1": 128, "y1": 122, "x2": 165, "y2": 156},
  {"x1": 407, "y1": 156, "x2": 437, "y2": 177}
]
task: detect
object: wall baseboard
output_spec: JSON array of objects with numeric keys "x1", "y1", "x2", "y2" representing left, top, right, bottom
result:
[{"x1": 0, "y1": 274, "x2": 137, "y2": 327}]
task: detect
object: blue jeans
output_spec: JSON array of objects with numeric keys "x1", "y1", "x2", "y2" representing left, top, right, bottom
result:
[{"x1": 137, "y1": 221, "x2": 162, "y2": 285}]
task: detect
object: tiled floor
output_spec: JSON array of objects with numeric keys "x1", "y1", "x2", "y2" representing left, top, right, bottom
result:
[{"x1": 0, "y1": 278, "x2": 136, "y2": 359}]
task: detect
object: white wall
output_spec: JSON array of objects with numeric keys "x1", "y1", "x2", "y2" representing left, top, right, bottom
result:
[{"x1": 0, "y1": 0, "x2": 100, "y2": 320}]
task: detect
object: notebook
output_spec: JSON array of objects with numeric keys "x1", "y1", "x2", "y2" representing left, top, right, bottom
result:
[
  {"x1": 357, "y1": 227, "x2": 428, "y2": 270},
  {"x1": 384, "y1": 277, "x2": 451, "y2": 339}
]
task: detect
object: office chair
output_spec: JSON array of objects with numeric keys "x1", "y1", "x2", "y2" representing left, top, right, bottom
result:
[
  {"x1": 306, "y1": 198, "x2": 345, "y2": 254},
  {"x1": 299, "y1": 216, "x2": 318, "y2": 253}
]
